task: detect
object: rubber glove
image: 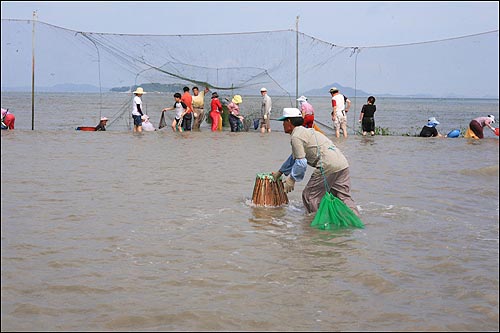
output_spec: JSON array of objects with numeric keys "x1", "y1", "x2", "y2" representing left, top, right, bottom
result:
[
  {"x1": 284, "y1": 176, "x2": 295, "y2": 193},
  {"x1": 272, "y1": 171, "x2": 282, "y2": 182},
  {"x1": 264, "y1": 114, "x2": 268, "y2": 120}
]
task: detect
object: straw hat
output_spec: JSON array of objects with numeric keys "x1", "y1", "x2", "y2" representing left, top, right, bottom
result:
[
  {"x1": 133, "y1": 87, "x2": 146, "y2": 95},
  {"x1": 232, "y1": 95, "x2": 243, "y2": 104}
]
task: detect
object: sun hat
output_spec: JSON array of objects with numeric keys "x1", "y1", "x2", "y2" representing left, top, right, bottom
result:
[
  {"x1": 277, "y1": 107, "x2": 302, "y2": 121},
  {"x1": 427, "y1": 117, "x2": 440, "y2": 126},
  {"x1": 133, "y1": 87, "x2": 145, "y2": 94},
  {"x1": 329, "y1": 87, "x2": 338, "y2": 93},
  {"x1": 297, "y1": 95, "x2": 307, "y2": 103},
  {"x1": 100, "y1": 117, "x2": 108, "y2": 121},
  {"x1": 260, "y1": 87, "x2": 267, "y2": 92},
  {"x1": 232, "y1": 95, "x2": 243, "y2": 104},
  {"x1": 487, "y1": 114, "x2": 496, "y2": 123}
]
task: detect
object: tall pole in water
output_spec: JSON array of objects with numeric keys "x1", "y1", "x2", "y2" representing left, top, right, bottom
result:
[
  {"x1": 31, "y1": 11, "x2": 36, "y2": 130},
  {"x1": 295, "y1": 16, "x2": 299, "y2": 108}
]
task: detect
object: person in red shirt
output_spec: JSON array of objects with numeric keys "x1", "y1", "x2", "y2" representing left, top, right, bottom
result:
[
  {"x1": 1, "y1": 108, "x2": 15, "y2": 130},
  {"x1": 181, "y1": 86, "x2": 193, "y2": 131},
  {"x1": 210, "y1": 92, "x2": 223, "y2": 132}
]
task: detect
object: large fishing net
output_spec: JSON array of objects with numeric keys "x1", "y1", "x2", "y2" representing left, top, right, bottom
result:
[{"x1": 1, "y1": 19, "x2": 498, "y2": 130}]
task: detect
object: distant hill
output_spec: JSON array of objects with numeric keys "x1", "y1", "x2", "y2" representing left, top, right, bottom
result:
[
  {"x1": 2, "y1": 82, "x2": 497, "y2": 99},
  {"x1": 303, "y1": 83, "x2": 371, "y2": 98},
  {"x1": 110, "y1": 83, "x2": 186, "y2": 93}
]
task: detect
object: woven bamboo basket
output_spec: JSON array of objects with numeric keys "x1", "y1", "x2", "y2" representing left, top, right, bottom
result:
[{"x1": 251, "y1": 173, "x2": 289, "y2": 207}]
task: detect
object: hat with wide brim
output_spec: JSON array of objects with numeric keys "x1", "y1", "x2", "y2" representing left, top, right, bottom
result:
[
  {"x1": 232, "y1": 95, "x2": 243, "y2": 104},
  {"x1": 277, "y1": 107, "x2": 302, "y2": 121},
  {"x1": 100, "y1": 117, "x2": 108, "y2": 121},
  {"x1": 427, "y1": 117, "x2": 440, "y2": 126},
  {"x1": 133, "y1": 87, "x2": 146, "y2": 94},
  {"x1": 297, "y1": 95, "x2": 307, "y2": 103}
]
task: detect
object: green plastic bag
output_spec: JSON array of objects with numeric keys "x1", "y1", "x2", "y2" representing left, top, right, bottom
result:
[{"x1": 310, "y1": 192, "x2": 364, "y2": 230}]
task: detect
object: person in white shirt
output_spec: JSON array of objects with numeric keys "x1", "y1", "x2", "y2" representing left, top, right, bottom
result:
[
  {"x1": 330, "y1": 87, "x2": 348, "y2": 138},
  {"x1": 260, "y1": 87, "x2": 272, "y2": 133},
  {"x1": 132, "y1": 87, "x2": 146, "y2": 132}
]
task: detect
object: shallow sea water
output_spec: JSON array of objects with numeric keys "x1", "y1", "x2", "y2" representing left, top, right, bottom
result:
[{"x1": 1, "y1": 93, "x2": 499, "y2": 331}]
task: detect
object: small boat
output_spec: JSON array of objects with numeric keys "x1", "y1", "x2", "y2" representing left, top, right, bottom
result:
[{"x1": 76, "y1": 126, "x2": 96, "y2": 131}]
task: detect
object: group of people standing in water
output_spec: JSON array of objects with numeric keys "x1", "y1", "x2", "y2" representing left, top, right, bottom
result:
[
  {"x1": 418, "y1": 114, "x2": 497, "y2": 139},
  {"x1": 79, "y1": 85, "x2": 496, "y2": 140}
]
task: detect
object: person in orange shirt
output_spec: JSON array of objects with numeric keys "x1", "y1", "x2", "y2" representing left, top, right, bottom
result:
[{"x1": 181, "y1": 86, "x2": 193, "y2": 131}]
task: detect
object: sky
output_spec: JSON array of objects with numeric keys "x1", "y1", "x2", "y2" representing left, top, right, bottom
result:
[
  {"x1": 2, "y1": 1, "x2": 498, "y2": 47},
  {"x1": 1, "y1": 1, "x2": 499, "y2": 97}
]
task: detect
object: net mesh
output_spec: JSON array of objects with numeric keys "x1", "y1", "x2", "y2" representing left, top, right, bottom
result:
[
  {"x1": 310, "y1": 192, "x2": 365, "y2": 230},
  {"x1": 1, "y1": 19, "x2": 498, "y2": 130}
]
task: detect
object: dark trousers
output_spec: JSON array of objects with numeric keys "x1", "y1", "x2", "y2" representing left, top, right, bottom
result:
[{"x1": 229, "y1": 114, "x2": 241, "y2": 132}]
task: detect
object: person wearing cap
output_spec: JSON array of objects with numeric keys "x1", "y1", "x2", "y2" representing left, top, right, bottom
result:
[
  {"x1": 192, "y1": 86, "x2": 210, "y2": 130},
  {"x1": 419, "y1": 117, "x2": 443, "y2": 137},
  {"x1": 227, "y1": 95, "x2": 244, "y2": 132},
  {"x1": 95, "y1": 117, "x2": 108, "y2": 131},
  {"x1": 297, "y1": 95, "x2": 315, "y2": 128},
  {"x1": 260, "y1": 87, "x2": 272, "y2": 133},
  {"x1": 141, "y1": 114, "x2": 155, "y2": 132},
  {"x1": 329, "y1": 87, "x2": 348, "y2": 138},
  {"x1": 1, "y1": 108, "x2": 15, "y2": 130},
  {"x1": 132, "y1": 87, "x2": 146, "y2": 132},
  {"x1": 467, "y1": 115, "x2": 496, "y2": 139},
  {"x1": 272, "y1": 107, "x2": 360, "y2": 216}
]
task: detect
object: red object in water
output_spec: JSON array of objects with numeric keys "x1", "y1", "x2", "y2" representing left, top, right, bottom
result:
[{"x1": 76, "y1": 126, "x2": 96, "y2": 131}]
